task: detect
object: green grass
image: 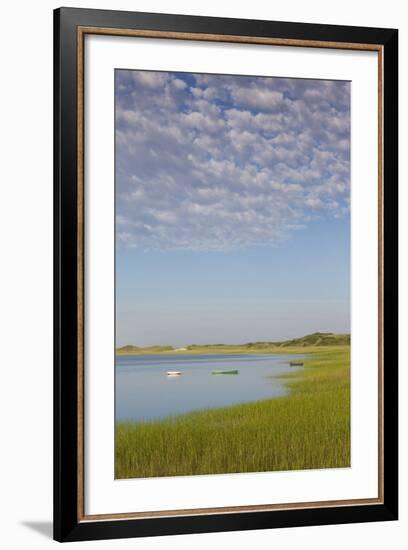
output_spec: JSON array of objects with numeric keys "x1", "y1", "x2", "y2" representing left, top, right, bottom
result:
[
  {"x1": 115, "y1": 346, "x2": 350, "y2": 479},
  {"x1": 116, "y1": 332, "x2": 350, "y2": 355}
]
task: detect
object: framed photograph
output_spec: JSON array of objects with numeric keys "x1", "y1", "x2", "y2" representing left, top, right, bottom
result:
[{"x1": 54, "y1": 7, "x2": 398, "y2": 542}]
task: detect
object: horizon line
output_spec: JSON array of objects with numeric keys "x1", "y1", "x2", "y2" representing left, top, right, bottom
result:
[{"x1": 116, "y1": 331, "x2": 351, "y2": 349}]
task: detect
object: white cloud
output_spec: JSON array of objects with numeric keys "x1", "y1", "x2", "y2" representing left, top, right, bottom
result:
[
  {"x1": 115, "y1": 71, "x2": 350, "y2": 250},
  {"x1": 231, "y1": 88, "x2": 284, "y2": 112}
]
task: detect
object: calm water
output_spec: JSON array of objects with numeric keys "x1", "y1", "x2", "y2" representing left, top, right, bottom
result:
[{"x1": 116, "y1": 353, "x2": 304, "y2": 422}]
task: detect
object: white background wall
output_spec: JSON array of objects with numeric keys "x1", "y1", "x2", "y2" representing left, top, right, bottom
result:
[{"x1": 0, "y1": 0, "x2": 405, "y2": 548}]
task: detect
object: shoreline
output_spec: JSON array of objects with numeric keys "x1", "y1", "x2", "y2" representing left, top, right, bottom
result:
[
  {"x1": 116, "y1": 333, "x2": 350, "y2": 357},
  {"x1": 116, "y1": 344, "x2": 349, "y2": 358}
]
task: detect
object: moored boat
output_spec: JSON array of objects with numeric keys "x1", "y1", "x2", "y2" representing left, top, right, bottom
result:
[
  {"x1": 211, "y1": 369, "x2": 239, "y2": 375},
  {"x1": 166, "y1": 371, "x2": 181, "y2": 376}
]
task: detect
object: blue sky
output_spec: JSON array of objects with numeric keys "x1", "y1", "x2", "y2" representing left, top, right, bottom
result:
[{"x1": 115, "y1": 70, "x2": 350, "y2": 347}]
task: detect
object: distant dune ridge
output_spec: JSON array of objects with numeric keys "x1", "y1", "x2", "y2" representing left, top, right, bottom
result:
[
  {"x1": 273, "y1": 332, "x2": 350, "y2": 347},
  {"x1": 116, "y1": 332, "x2": 350, "y2": 355}
]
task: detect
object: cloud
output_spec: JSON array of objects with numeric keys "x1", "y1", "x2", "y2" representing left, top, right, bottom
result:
[
  {"x1": 231, "y1": 88, "x2": 284, "y2": 112},
  {"x1": 115, "y1": 70, "x2": 350, "y2": 250}
]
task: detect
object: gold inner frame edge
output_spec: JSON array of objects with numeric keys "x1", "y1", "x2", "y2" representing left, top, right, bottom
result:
[{"x1": 76, "y1": 26, "x2": 385, "y2": 522}]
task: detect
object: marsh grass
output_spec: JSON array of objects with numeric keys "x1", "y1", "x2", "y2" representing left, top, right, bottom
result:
[{"x1": 115, "y1": 347, "x2": 350, "y2": 478}]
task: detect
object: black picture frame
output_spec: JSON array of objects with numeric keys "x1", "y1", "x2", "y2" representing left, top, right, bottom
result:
[{"x1": 54, "y1": 7, "x2": 398, "y2": 542}]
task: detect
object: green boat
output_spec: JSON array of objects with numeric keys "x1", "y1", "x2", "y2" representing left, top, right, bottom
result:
[
  {"x1": 289, "y1": 361, "x2": 304, "y2": 366},
  {"x1": 211, "y1": 369, "x2": 239, "y2": 375}
]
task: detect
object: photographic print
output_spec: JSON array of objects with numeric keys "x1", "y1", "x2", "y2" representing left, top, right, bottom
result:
[
  {"x1": 114, "y1": 69, "x2": 351, "y2": 479},
  {"x1": 54, "y1": 9, "x2": 398, "y2": 540}
]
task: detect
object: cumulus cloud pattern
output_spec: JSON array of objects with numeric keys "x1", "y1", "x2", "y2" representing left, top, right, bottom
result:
[{"x1": 116, "y1": 70, "x2": 350, "y2": 250}]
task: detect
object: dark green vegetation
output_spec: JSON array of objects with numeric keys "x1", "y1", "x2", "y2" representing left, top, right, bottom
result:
[
  {"x1": 116, "y1": 332, "x2": 350, "y2": 355},
  {"x1": 115, "y1": 346, "x2": 350, "y2": 478},
  {"x1": 277, "y1": 332, "x2": 350, "y2": 347}
]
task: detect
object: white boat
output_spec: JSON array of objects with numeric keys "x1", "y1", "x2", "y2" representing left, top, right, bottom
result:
[{"x1": 166, "y1": 371, "x2": 181, "y2": 376}]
